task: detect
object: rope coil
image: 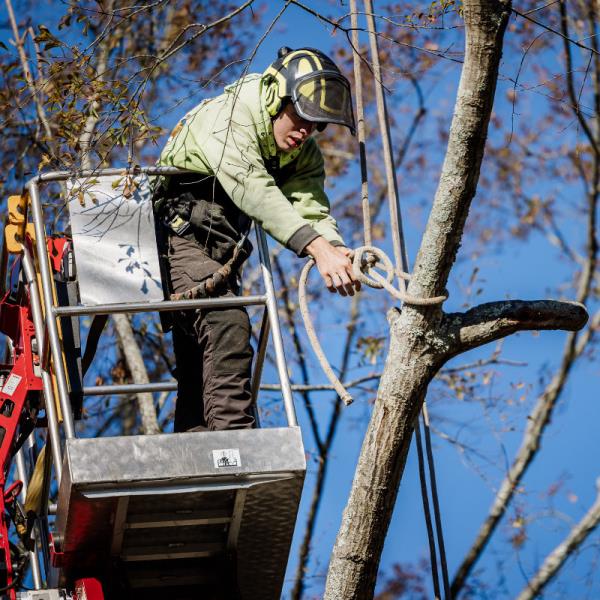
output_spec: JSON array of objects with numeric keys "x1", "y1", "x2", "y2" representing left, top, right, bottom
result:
[
  {"x1": 299, "y1": 246, "x2": 447, "y2": 406},
  {"x1": 352, "y1": 246, "x2": 447, "y2": 306}
]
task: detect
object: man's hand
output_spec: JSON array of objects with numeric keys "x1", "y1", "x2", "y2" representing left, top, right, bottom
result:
[{"x1": 305, "y1": 237, "x2": 361, "y2": 296}]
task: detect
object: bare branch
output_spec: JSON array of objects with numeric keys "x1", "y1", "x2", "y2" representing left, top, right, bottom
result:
[
  {"x1": 516, "y1": 480, "x2": 600, "y2": 600},
  {"x1": 558, "y1": 0, "x2": 600, "y2": 156},
  {"x1": 5, "y1": 0, "x2": 53, "y2": 142},
  {"x1": 451, "y1": 308, "x2": 600, "y2": 595},
  {"x1": 147, "y1": 1, "x2": 255, "y2": 69},
  {"x1": 514, "y1": 5, "x2": 600, "y2": 57},
  {"x1": 443, "y1": 300, "x2": 589, "y2": 356},
  {"x1": 260, "y1": 372, "x2": 380, "y2": 393}
]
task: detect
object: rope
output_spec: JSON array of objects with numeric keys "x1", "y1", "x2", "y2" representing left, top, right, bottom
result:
[
  {"x1": 415, "y1": 419, "x2": 443, "y2": 600},
  {"x1": 363, "y1": 0, "x2": 409, "y2": 287},
  {"x1": 422, "y1": 401, "x2": 451, "y2": 598},
  {"x1": 352, "y1": 246, "x2": 447, "y2": 306},
  {"x1": 298, "y1": 247, "x2": 446, "y2": 406},
  {"x1": 169, "y1": 241, "x2": 247, "y2": 301},
  {"x1": 349, "y1": 0, "x2": 372, "y2": 247},
  {"x1": 299, "y1": 258, "x2": 353, "y2": 405}
]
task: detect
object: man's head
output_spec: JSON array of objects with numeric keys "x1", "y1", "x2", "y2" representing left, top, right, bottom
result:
[{"x1": 263, "y1": 47, "x2": 355, "y2": 151}]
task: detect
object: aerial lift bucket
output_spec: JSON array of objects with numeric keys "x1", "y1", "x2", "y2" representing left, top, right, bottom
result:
[{"x1": 2, "y1": 168, "x2": 305, "y2": 599}]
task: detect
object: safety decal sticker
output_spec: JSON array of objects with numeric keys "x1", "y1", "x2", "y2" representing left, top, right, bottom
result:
[
  {"x1": 213, "y1": 448, "x2": 241, "y2": 469},
  {"x1": 2, "y1": 374, "x2": 22, "y2": 397}
]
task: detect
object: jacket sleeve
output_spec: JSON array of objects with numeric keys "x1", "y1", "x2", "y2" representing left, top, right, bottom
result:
[
  {"x1": 192, "y1": 100, "x2": 321, "y2": 254},
  {"x1": 279, "y1": 139, "x2": 345, "y2": 250}
]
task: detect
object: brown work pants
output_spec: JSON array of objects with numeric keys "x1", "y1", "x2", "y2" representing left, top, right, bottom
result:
[{"x1": 167, "y1": 234, "x2": 255, "y2": 432}]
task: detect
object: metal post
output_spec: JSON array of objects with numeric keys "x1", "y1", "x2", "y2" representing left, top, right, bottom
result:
[
  {"x1": 26, "y1": 179, "x2": 75, "y2": 439},
  {"x1": 15, "y1": 442, "x2": 43, "y2": 589},
  {"x1": 21, "y1": 246, "x2": 64, "y2": 478},
  {"x1": 0, "y1": 237, "x2": 8, "y2": 298},
  {"x1": 255, "y1": 227, "x2": 297, "y2": 426},
  {"x1": 53, "y1": 294, "x2": 267, "y2": 317},
  {"x1": 37, "y1": 443, "x2": 54, "y2": 582}
]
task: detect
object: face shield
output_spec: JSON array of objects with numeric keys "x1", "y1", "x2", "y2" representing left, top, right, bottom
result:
[{"x1": 291, "y1": 72, "x2": 356, "y2": 135}]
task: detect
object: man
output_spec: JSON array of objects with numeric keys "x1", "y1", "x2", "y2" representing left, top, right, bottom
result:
[{"x1": 155, "y1": 47, "x2": 360, "y2": 433}]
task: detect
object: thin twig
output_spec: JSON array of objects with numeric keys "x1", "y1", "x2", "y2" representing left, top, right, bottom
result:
[{"x1": 513, "y1": 6, "x2": 600, "y2": 57}]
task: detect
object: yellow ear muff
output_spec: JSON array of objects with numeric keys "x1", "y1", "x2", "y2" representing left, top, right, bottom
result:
[{"x1": 263, "y1": 79, "x2": 281, "y2": 117}]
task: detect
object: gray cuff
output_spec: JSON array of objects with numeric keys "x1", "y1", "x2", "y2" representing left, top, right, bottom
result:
[{"x1": 287, "y1": 224, "x2": 320, "y2": 257}]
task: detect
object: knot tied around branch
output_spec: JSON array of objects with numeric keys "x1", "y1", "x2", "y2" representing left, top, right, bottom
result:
[
  {"x1": 351, "y1": 245, "x2": 447, "y2": 307},
  {"x1": 298, "y1": 245, "x2": 448, "y2": 406}
]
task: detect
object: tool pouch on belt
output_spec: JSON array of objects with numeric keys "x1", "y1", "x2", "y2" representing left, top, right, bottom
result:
[{"x1": 155, "y1": 175, "x2": 253, "y2": 265}]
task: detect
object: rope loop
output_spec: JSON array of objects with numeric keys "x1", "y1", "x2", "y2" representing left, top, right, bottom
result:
[
  {"x1": 351, "y1": 245, "x2": 394, "y2": 289},
  {"x1": 298, "y1": 259, "x2": 354, "y2": 405},
  {"x1": 298, "y1": 246, "x2": 448, "y2": 407},
  {"x1": 352, "y1": 245, "x2": 447, "y2": 307}
]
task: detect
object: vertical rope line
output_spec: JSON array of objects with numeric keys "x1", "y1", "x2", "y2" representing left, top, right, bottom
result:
[
  {"x1": 415, "y1": 418, "x2": 442, "y2": 600},
  {"x1": 423, "y1": 402, "x2": 451, "y2": 598},
  {"x1": 350, "y1": 0, "x2": 372, "y2": 247},
  {"x1": 362, "y1": 2, "x2": 451, "y2": 597},
  {"x1": 363, "y1": 0, "x2": 409, "y2": 289}
]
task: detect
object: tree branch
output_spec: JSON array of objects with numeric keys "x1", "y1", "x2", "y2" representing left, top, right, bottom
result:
[
  {"x1": 443, "y1": 300, "x2": 589, "y2": 356},
  {"x1": 5, "y1": 0, "x2": 53, "y2": 144},
  {"x1": 559, "y1": 1, "x2": 600, "y2": 160},
  {"x1": 113, "y1": 314, "x2": 160, "y2": 435},
  {"x1": 516, "y1": 480, "x2": 600, "y2": 600},
  {"x1": 451, "y1": 308, "x2": 600, "y2": 595}
]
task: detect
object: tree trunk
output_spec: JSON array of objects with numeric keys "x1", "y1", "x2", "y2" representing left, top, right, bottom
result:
[
  {"x1": 324, "y1": 2, "x2": 514, "y2": 597},
  {"x1": 75, "y1": 1, "x2": 160, "y2": 436},
  {"x1": 113, "y1": 313, "x2": 160, "y2": 435}
]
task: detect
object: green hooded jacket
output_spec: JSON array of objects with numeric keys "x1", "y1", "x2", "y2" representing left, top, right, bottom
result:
[{"x1": 158, "y1": 74, "x2": 345, "y2": 255}]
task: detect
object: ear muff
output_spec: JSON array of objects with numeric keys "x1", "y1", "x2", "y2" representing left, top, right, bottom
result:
[{"x1": 263, "y1": 78, "x2": 282, "y2": 117}]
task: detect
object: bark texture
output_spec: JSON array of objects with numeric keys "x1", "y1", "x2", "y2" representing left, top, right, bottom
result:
[{"x1": 323, "y1": 2, "x2": 550, "y2": 597}]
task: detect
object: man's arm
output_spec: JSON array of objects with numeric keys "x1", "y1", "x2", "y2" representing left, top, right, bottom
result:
[{"x1": 280, "y1": 139, "x2": 345, "y2": 247}]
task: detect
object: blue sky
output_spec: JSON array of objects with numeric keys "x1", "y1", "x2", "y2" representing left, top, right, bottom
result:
[{"x1": 243, "y1": 3, "x2": 600, "y2": 599}]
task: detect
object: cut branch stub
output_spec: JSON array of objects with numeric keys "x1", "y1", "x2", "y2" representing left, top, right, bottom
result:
[{"x1": 443, "y1": 299, "x2": 589, "y2": 357}]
